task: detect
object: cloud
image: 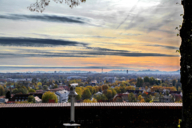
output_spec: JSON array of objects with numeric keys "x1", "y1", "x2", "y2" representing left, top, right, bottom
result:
[
  {"x1": 76, "y1": 51, "x2": 178, "y2": 57},
  {"x1": 0, "y1": 14, "x2": 89, "y2": 24},
  {"x1": 0, "y1": 48, "x2": 178, "y2": 58},
  {"x1": 146, "y1": 44, "x2": 179, "y2": 50},
  {"x1": 122, "y1": 0, "x2": 182, "y2": 33},
  {"x1": 0, "y1": 37, "x2": 86, "y2": 47}
]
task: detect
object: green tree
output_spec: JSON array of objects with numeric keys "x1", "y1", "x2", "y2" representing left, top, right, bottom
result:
[
  {"x1": 82, "y1": 88, "x2": 92, "y2": 100},
  {"x1": 28, "y1": 89, "x2": 36, "y2": 93},
  {"x1": 94, "y1": 94, "x2": 108, "y2": 101},
  {"x1": 149, "y1": 77, "x2": 155, "y2": 85},
  {"x1": 43, "y1": 85, "x2": 48, "y2": 90},
  {"x1": 28, "y1": 95, "x2": 35, "y2": 103},
  {"x1": 42, "y1": 91, "x2": 58, "y2": 103},
  {"x1": 32, "y1": 78, "x2": 37, "y2": 83},
  {"x1": 86, "y1": 86, "x2": 94, "y2": 94},
  {"x1": 114, "y1": 86, "x2": 121, "y2": 93},
  {"x1": 104, "y1": 90, "x2": 113, "y2": 100},
  {"x1": 144, "y1": 76, "x2": 150, "y2": 83},
  {"x1": 128, "y1": 92, "x2": 136, "y2": 102},
  {"x1": 120, "y1": 86, "x2": 126, "y2": 93},
  {"x1": 53, "y1": 84, "x2": 58, "y2": 89},
  {"x1": 12, "y1": 88, "x2": 18, "y2": 94},
  {"x1": 108, "y1": 88, "x2": 117, "y2": 98},
  {"x1": 0, "y1": 85, "x2": 5, "y2": 96},
  {"x1": 172, "y1": 79, "x2": 177, "y2": 87},
  {"x1": 136, "y1": 77, "x2": 144, "y2": 87}
]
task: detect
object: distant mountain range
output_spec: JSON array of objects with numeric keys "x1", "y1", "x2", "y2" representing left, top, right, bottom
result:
[{"x1": 108, "y1": 69, "x2": 180, "y2": 74}]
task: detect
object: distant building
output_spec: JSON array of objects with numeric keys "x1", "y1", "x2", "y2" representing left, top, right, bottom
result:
[
  {"x1": 103, "y1": 77, "x2": 117, "y2": 83},
  {"x1": 90, "y1": 80, "x2": 97, "y2": 86},
  {"x1": 118, "y1": 77, "x2": 126, "y2": 81}
]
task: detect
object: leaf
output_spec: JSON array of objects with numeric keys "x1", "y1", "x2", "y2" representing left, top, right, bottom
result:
[
  {"x1": 175, "y1": 27, "x2": 178, "y2": 30},
  {"x1": 179, "y1": 25, "x2": 182, "y2": 28},
  {"x1": 176, "y1": 50, "x2": 180, "y2": 53},
  {"x1": 180, "y1": 14, "x2": 183, "y2": 16},
  {"x1": 177, "y1": 34, "x2": 179, "y2": 36}
]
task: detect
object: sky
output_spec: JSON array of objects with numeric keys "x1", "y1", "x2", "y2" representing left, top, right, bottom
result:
[{"x1": 0, "y1": 0, "x2": 183, "y2": 72}]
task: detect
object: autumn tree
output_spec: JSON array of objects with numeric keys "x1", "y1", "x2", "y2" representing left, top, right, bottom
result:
[
  {"x1": 28, "y1": 89, "x2": 36, "y2": 93},
  {"x1": 128, "y1": 92, "x2": 136, "y2": 102},
  {"x1": 93, "y1": 94, "x2": 108, "y2": 101},
  {"x1": 114, "y1": 86, "x2": 121, "y2": 94},
  {"x1": 125, "y1": 86, "x2": 135, "y2": 91},
  {"x1": 0, "y1": 85, "x2": 5, "y2": 96},
  {"x1": 82, "y1": 88, "x2": 91, "y2": 100},
  {"x1": 137, "y1": 95, "x2": 142, "y2": 102},
  {"x1": 42, "y1": 91, "x2": 58, "y2": 103},
  {"x1": 43, "y1": 85, "x2": 48, "y2": 90},
  {"x1": 28, "y1": 95, "x2": 35, "y2": 103},
  {"x1": 101, "y1": 85, "x2": 109, "y2": 91},
  {"x1": 53, "y1": 84, "x2": 58, "y2": 89},
  {"x1": 75, "y1": 87, "x2": 83, "y2": 100},
  {"x1": 104, "y1": 90, "x2": 113, "y2": 100}
]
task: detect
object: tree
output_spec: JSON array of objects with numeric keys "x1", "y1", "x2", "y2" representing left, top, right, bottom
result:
[
  {"x1": 42, "y1": 91, "x2": 58, "y2": 103},
  {"x1": 125, "y1": 86, "x2": 135, "y2": 91},
  {"x1": 43, "y1": 85, "x2": 48, "y2": 90},
  {"x1": 32, "y1": 78, "x2": 37, "y2": 83},
  {"x1": 29, "y1": 89, "x2": 36, "y2": 93},
  {"x1": 136, "y1": 77, "x2": 144, "y2": 87},
  {"x1": 179, "y1": 3, "x2": 192, "y2": 126},
  {"x1": 94, "y1": 94, "x2": 108, "y2": 101},
  {"x1": 137, "y1": 95, "x2": 142, "y2": 102},
  {"x1": 149, "y1": 77, "x2": 155, "y2": 85},
  {"x1": 128, "y1": 92, "x2": 136, "y2": 102},
  {"x1": 83, "y1": 99, "x2": 92, "y2": 103},
  {"x1": 104, "y1": 90, "x2": 113, "y2": 100},
  {"x1": 28, "y1": 95, "x2": 35, "y2": 103},
  {"x1": 114, "y1": 86, "x2": 121, "y2": 94},
  {"x1": 0, "y1": 85, "x2": 5, "y2": 96},
  {"x1": 12, "y1": 88, "x2": 18, "y2": 94},
  {"x1": 144, "y1": 76, "x2": 150, "y2": 83},
  {"x1": 37, "y1": 82, "x2": 42, "y2": 86},
  {"x1": 53, "y1": 84, "x2": 58, "y2": 89},
  {"x1": 172, "y1": 79, "x2": 177, "y2": 87},
  {"x1": 101, "y1": 85, "x2": 109, "y2": 91},
  {"x1": 86, "y1": 86, "x2": 94, "y2": 94},
  {"x1": 82, "y1": 88, "x2": 91, "y2": 100},
  {"x1": 129, "y1": 79, "x2": 136, "y2": 85},
  {"x1": 41, "y1": 78, "x2": 47, "y2": 85}
]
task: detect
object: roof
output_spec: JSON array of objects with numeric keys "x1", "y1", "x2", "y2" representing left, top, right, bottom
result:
[{"x1": 0, "y1": 103, "x2": 182, "y2": 108}]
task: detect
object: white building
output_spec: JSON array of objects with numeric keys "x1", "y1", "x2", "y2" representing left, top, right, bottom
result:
[{"x1": 55, "y1": 90, "x2": 69, "y2": 103}]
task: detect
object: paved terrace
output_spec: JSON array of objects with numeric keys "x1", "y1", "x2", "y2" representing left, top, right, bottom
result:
[{"x1": 0, "y1": 103, "x2": 182, "y2": 128}]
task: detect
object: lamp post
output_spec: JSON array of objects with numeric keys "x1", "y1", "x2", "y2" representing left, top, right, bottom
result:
[{"x1": 63, "y1": 83, "x2": 80, "y2": 128}]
